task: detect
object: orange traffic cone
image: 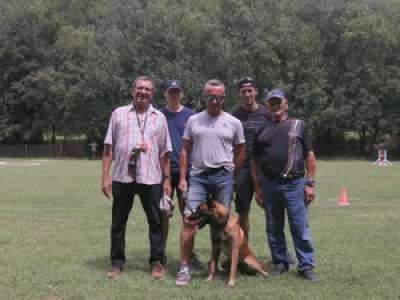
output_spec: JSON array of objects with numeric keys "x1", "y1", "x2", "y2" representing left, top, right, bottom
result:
[{"x1": 338, "y1": 186, "x2": 349, "y2": 206}]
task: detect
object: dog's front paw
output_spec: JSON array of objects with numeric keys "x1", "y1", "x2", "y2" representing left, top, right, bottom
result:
[{"x1": 260, "y1": 271, "x2": 269, "y2": 278}]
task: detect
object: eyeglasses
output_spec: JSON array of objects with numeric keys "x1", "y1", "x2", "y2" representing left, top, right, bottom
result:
[{"x1": 204, "y1": 95, "x2": 225, "y2": 102}]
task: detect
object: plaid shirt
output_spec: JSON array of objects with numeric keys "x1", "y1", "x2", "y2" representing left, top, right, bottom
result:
[{"x1": 104, "y1": 103, "x2": 172, "y2": 184}]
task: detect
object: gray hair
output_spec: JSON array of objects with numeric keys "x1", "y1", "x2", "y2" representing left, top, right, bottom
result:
[{"x1": 131, "y1": 75, "x2": 155, "y2": 91}]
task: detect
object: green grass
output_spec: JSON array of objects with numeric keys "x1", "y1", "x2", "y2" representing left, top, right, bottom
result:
[{"x1": 0, "y1": 159, "x2": 399, "y2": 300}]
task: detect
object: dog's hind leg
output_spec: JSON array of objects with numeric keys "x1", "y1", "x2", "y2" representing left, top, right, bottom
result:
[
  {"x1": 227, "y1": 226, "x2": 243, "y2": 287},
  {"x1": 243, "y1": 256, "x2": 268, "y2": 278}
]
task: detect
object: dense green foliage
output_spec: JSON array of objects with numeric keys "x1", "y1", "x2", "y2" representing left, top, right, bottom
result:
[{"x1": 1, "y1": 0, "x2": 400, "y2": 150}]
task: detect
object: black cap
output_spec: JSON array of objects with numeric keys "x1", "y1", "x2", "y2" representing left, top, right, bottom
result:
[
  {"x1": 238, "y1": 77, "x2": 257, "y2": 89},
  {"x1": 163, "y1": 79, "x2": 183, "y2": 92}
]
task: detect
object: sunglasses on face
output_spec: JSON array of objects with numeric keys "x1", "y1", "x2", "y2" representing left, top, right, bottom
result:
[
  {"x1": 166, "y1": 88, "x2": 181, "y2": 94},
  {"x1": 267, "y1": 97, "x2": 283, "y2": 106},
  {"x1": 204, "y1": 95, "x2": 225, "y2": 102}
]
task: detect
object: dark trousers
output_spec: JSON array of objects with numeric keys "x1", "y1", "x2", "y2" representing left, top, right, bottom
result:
[
  {"x1": 110, "y1": 181, "x2": 166, "y2": 268},
  {"x1": 171, "y1": 172, "x2": 186, "y2": 215}
]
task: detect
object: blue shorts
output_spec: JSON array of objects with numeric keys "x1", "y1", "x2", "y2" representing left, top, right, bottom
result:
[{"x1": 184, "y1": 168, "x2": 234, "y2": 216}]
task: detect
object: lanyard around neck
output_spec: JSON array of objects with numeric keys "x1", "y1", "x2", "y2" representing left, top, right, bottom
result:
[{"x1": 134, "y1": 106, "x2": 148, "y2": 139}]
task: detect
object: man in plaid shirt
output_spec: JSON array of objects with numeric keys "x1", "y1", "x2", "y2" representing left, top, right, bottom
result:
[{"x1": 102, "y1": 76, "x2": 172, "y2": 280}]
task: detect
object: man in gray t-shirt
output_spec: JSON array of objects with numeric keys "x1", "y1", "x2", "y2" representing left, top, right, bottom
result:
[
  {"x1": 183, "y1": 109, "x2": 244, "y2": 175},
  {"x1": 175, "y1": 79, "x2": 245, "y2": 287}
]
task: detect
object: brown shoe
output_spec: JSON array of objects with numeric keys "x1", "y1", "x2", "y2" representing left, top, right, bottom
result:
[
  {"x1": 151, "y1": 261, "x2": 166, "y2": 280},
  {"x1": 106, "y1": 266, "x2": 122, "y2": 279}
]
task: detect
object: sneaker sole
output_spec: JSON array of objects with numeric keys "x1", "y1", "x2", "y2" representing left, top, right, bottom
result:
[
  {"x1": 175, "y1": 280, "x2": 190, "y2": 286},
  {"x1": 298, "y1": 273, "x2": 319, "y2": 282},
  {"x1": 299, "y1": 276, "x2": 319, "y2": 282}
]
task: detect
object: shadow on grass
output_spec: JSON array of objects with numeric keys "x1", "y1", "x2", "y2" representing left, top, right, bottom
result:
[
  {"x1": 83, "y1": 248, "x2": 275, "y2": 280},
  {"x1": 85, "y1": 256, "x2": 109, "y2": 272}
]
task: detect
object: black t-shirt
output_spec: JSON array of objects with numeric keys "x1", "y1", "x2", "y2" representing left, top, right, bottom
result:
[
  {"x1": 253, "y1": 117, "x2": 312, "y2": 178},
  {"x1": 231, "y1": 104, "x2": 269, "y2": 167}
]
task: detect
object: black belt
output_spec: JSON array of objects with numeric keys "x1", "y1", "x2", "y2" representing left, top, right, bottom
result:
[
  {"x1": 198, "y1": 167, "x2": 226, "y2": 176},
  {"x1": 266, "y1": 173, "x2": 303, "y2": 181}
]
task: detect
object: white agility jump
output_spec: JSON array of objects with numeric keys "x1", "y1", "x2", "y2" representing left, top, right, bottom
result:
[{"x1": 373, "y1": 149, "x2": 392, "y2": 166}]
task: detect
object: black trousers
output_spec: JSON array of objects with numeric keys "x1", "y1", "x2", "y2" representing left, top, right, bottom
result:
[{"x1": 110, "y1": 181, "x2": 165, "y2": 268}]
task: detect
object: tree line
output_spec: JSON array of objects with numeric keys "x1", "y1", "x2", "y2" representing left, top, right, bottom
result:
[{"x1": 1, "y1": 0, "x2": 399, "y2": 154}]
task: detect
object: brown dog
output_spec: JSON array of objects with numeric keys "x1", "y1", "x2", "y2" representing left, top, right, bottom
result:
[{"x1": 191, "y1": 201, "x2": 268, "y2": 287}]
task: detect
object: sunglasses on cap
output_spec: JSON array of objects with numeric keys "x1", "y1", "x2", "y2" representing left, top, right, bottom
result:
[
  {"x1": 238, "y1": 77, "x2": 256, "y2": 89},
  {"x1": 204, "y1": 95, "x2": 225, "y2": 102}
]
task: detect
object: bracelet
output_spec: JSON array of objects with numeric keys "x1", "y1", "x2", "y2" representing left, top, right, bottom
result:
[{"x1": 163, "y1": 175, "x2": 171, "y2": 180}]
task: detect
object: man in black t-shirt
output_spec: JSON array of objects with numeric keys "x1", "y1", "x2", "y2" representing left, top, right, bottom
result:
[
  {"x1": 252, "y1": 88, "x2": 319, "y2": 282},
  {"x1": 231, "y1": 77, "x2": 269, "y2": 241}
]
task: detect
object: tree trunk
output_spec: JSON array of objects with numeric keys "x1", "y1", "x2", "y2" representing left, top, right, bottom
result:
[{"x1": 51, "y1": 123, "x2": 56, "y2": 145}]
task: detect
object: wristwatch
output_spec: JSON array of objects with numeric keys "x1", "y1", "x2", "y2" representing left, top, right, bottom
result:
[
  {"x1": 163, "y1": 175, "x2": 171, "y2": 181},
  {"x1": 305, "y1": 178, "x2": 315, "y2": 187}
]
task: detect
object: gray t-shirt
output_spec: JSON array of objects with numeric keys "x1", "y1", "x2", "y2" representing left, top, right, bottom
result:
[{"x1": 183, "y1": 110, "x2": 245, "y2": 174}]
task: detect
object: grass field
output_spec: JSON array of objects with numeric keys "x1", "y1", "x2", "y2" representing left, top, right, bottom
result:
[{"x1": 0, "y1": 159, "x2": 399, "y2": 300}]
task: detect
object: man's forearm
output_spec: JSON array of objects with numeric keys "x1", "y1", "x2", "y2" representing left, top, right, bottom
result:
[
  {"x1": 179, "y1": 150, "x2": 189, "y2": 180},
  {"x1": 102, "y1": 144, "x2": 112, "y2": 176},
  {"x1": 160, "y1": 152, "x2": 171, "y2": 177},
  {"x1": 306, "y1": 151, "x2": 316, "y2": 179},
  {"x1": 233, "y1": 143, "x2": 245, "y2": 175},
  {"x1": 250, "y1": 157, "x2": 261, "y2": 192},
  {"x1": 179, "y1": 139, "x2": 192, "y2": 181}
]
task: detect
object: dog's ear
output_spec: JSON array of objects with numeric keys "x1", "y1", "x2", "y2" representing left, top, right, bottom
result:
[
  {"x1": 197, "y1": 215, "x2": 210, "y2": 229},
  {"x1": 197, "y1": 207, "x2": 214, "y2": 229},
  {"x1": 187, "y1": 209, "x2": 204, "y2": 222}
]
